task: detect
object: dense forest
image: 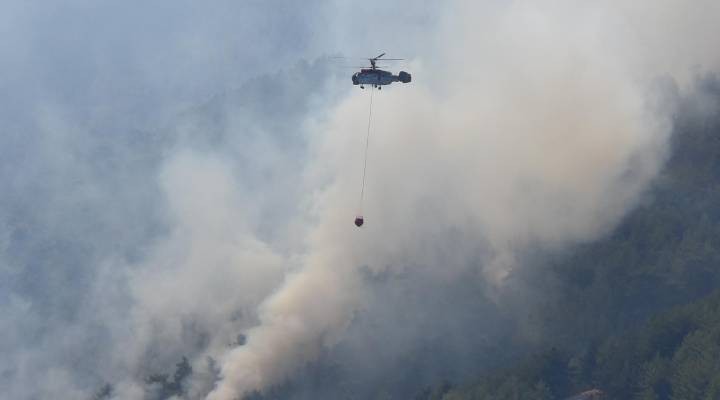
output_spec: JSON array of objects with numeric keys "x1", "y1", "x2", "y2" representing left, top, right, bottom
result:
[
  {"x1": 440, "y1": 289, "x2": 720, "y2": 399},
  {"x1": 426, "y1": 77, "x2": 720, "y2": 400}
]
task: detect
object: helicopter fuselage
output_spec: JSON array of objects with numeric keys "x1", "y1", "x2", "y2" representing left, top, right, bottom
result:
[{"x1": 352, "y1": 68, "x2": 411, "y2": 88}]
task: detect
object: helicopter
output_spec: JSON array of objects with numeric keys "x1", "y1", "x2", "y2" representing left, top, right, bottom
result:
[{"x1": 350, "y1": 53, "x2": 411, "y2": 89}]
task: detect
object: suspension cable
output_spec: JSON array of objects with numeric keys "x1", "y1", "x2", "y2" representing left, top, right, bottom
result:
[{"x1": 358, "y1": 86, "x2": 374, "y2": 213}]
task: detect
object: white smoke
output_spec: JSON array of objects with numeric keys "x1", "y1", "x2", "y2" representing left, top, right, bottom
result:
[
  {"x1": 207, "y1": 1, "x2": 720, "y2": 399},
  {"x1": 3, "y1": 1, "x2": 717, "y2": 398},
  {"x1": 123, "y1": 151, "x2": 287, "y2": 367}
]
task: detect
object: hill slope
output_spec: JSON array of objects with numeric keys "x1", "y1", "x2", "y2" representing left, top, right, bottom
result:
[{"x1": 437, "y1": 77, "x2": 720, "y2": 400}]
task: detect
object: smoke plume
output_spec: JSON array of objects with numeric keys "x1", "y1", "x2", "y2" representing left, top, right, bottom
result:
[
  {"x1": 2, "y1": 1, "x2": 719, "y2": 399},
  {"x1": 207, "y1": 1, "x2": 720, "y2": 398}
]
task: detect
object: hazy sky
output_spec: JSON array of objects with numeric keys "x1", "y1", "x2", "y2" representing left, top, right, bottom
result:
[{"x1": 1, "y1": 1, "x2": 719, "y2": 399}]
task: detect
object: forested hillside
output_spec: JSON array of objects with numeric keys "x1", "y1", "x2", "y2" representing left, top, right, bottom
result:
[
  {"x1": 441, "y1": 290, "x2": 720, "y2": 400},
  {"x1": 431, "y1": 77, "x2": 720, "y2": 400}
]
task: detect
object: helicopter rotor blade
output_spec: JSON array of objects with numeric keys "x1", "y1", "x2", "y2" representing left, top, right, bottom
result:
[
  {"x1": 341, "y1": 66, "x2": 390, "y2": 69},
  {"x1": 332, "y1": 55, "x2": 404, "y2": 61}
]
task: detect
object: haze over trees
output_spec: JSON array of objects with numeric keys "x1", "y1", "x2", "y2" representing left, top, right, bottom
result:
[
  {"x1": 126, "y1": 76, "x2": 720, "y2": 400},
  {"x1": 2, "y1": 2, "x2": 720, "y2": 400}
]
